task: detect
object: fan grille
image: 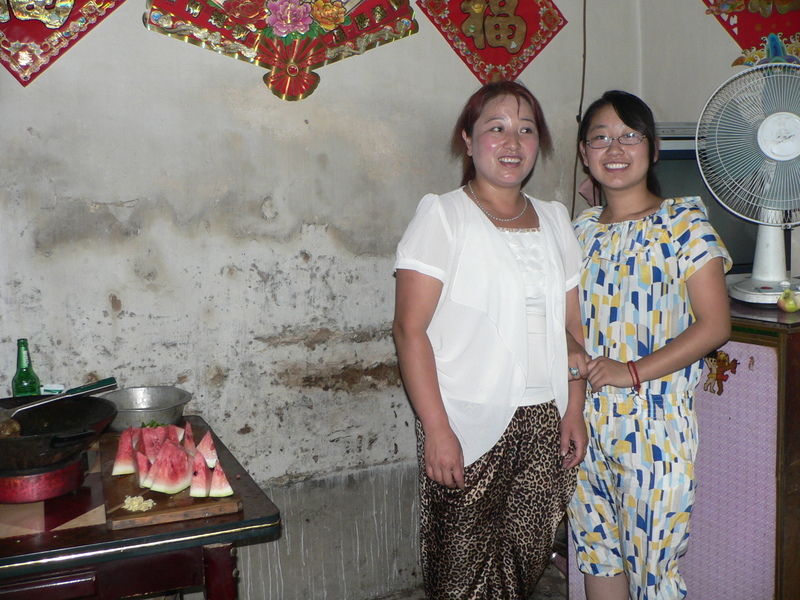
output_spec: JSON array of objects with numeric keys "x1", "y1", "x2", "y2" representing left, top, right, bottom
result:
[{"x1": 696, "y1": 63, "x2": 800, "y2": 226}]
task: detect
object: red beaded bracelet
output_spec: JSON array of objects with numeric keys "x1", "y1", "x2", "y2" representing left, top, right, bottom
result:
[{"x1": 627, "y1": 360, "x2": 641, "y2": 393}]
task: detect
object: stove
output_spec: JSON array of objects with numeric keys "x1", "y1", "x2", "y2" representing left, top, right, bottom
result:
[{"x1": 0, "y1": 451, "x2": 94, "y2": 504}]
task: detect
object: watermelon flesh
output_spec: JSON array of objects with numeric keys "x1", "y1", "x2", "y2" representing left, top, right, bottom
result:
[
  {"x1": 189, "y1": 450, "x2": 212, "y2": 497},
  {"x1": 196, "y1": 431, "x2": 218, "y2": 469},
  {"x1": 183, "y1": 421, "x2": 196, "y2": 455},
  {"x1": 141, "y1": 426, "x2": 167, "y2": 464},
  {"x1": 209, "y1": 460, "x2": 234, "y2": 497},
  {"x1": 149, "y1": 440, "x2": 192, "y2": 495},
  {"x1": 111, "y1": 427, "x2": 136, "y2": 476},
  {"x1": 165, "y1": 424, "x2": 184, "y2": 443},
  {"x1": 133, "y1": 450, "x2": 151, "y2": 488}
]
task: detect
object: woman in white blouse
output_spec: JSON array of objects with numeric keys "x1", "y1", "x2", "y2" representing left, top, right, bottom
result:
[{"x1": 393, "y1": 81, "x2": 588, "y2": 599}]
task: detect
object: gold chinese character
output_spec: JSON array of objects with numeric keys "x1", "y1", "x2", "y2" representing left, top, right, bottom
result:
[
  {"x1": 186, "y1": 0, "x2": 202, "y2": 18},
  {"x1": 209, "y1": 9, "x2": 226, "y2": 28},
  {"x1": 8, "y1": 0, "x2": 74, "y2": 29},
  {"x1": 231, "y1": 24, "x2": 249, "y2": 40},
  {"x1": 485, "y1": 0, "x2": 526, "y2": 53},
  {"x1": 460, "y1": 0, "x2": 488, "y2": 49},
  {"x1": 460, "y1": 0, "x2": 526, "y2": 54},
  {"x1": 372, "y1": 4, "x2": 387, "y2": 22},
  {"x1": 331, "y1": 27, "x2": 346, "y2": 43},
  {"x1": 354, "y1": 12, "x2": 370, "y2": 30}
]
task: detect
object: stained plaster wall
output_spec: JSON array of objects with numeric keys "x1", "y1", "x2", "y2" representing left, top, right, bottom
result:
[{"x1": 0, "y1": 0, "x2": 762, "y2": 598}]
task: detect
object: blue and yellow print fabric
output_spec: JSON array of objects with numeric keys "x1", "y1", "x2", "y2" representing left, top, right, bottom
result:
[
  {"x1": 572, "y1": 197, "x2": 731, "y2": 395},
  {"x1": 568, "y1": 197, "x2": 731, "y2": 599}
]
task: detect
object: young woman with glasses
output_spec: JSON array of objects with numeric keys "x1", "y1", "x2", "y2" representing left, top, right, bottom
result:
[{"x1": 567, "y1": 90, "x2": 732, "y2": 600}]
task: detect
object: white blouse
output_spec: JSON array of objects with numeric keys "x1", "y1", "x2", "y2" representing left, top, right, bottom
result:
[{"x1": 395, "y1": 189, "x2": 580, "y2": 465}]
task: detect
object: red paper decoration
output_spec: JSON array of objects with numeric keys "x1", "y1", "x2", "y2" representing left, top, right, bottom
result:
[
  {"x1": 416, "y1": 0, "x2": 566, "y2": 84},
  {"x1": 702, "y1": 0, "x2": 800, "y2": 65},
  {"x1": 144, "y1": 0, "x2": 418, "y2": 100},
  {"x1": 0, "y1": 0, "x2": 127, "y2": 86}
]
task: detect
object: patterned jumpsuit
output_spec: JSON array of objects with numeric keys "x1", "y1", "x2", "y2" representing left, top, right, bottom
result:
[{"x1": 567, "y1": 197, "x2": 730, "y2": 600}]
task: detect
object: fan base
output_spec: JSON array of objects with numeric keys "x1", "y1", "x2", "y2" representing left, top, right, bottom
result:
[{"x1": 727, "y1": 273, "x2": 796, "y2": 304}]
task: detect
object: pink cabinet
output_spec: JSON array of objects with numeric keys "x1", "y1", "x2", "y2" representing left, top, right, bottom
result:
[{"x1": 568, "y1": 302, "x2": 800, "y2": 599}]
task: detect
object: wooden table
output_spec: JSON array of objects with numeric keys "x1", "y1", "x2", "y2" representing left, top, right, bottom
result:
[{"x1": 0, "y1": 416, "x2": 281, "y2": 600}]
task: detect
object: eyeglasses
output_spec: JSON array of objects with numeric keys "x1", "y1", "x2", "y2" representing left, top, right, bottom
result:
[{"x1": 585, "y1": 132, "x2": 647, "y2": 149}]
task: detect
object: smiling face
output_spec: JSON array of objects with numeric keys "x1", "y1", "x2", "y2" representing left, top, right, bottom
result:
[
  {"x1": 462, "y1": 94, "x2": 539, "y2": 191},
  {"x1": 579, "y1": 104, "x2": 655, "y2": 196}
]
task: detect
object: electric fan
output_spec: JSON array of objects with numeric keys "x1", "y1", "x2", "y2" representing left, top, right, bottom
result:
[{"x1": 696, "y1": 62, "x2": 800, "y2": 304}]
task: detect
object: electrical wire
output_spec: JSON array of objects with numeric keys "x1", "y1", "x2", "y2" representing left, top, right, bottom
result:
[{"x1": 570, "y1": 0, "x2": 588, "y2": 219}]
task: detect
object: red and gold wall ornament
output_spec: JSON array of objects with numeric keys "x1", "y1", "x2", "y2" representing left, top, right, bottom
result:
[
  {"x1": 0, "y1": 0, "x2": 127, "y2": 85},
  {"x1": 145, "y1": 0, "x2": 418, "y2": 100},
  {"x1": 416, "y1": 0, "x2": 566, "y2": 84},
  {"x1": 703, "y1": 0, "x2": 799, "y2": 65}
]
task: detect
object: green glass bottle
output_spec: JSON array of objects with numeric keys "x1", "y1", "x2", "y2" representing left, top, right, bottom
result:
[{"x1": 12, "y1": 339, "x2": 41, "y2": 397}]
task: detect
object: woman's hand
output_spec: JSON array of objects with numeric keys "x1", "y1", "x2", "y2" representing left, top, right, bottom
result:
[
  {"x1": 586, "y1": 356, "x2": 633, "y2": 392},
  {"x1": 423, "y1": 424, "x2": 465, "y2": 489},
  {"x1": 560, "y1": 408, "x2": 588, "y2": 469}
]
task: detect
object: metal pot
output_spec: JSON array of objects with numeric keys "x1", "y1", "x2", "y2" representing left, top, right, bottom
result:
[{"x1": 0, "y1": 395, "x2": 117, "y2": 472}]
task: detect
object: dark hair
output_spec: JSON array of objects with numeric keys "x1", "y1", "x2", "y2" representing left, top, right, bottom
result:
[
  {"x1": 451, "y1": 81, "x2": 553, "y2": 188},
  {"x1": 578, "y1": 90, "x2": 661, "y2": 199}
]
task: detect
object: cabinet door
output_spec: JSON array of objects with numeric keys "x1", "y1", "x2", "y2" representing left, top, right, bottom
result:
[
  {"x1": 683, "y1": 340, "x2": 777, "y2": 599},
  {"x1": 567, "y1": 340, "x2": 777, "y2": 599}
]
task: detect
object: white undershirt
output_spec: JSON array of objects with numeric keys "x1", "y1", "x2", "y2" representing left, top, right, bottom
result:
[{"x1": 498, "y1": 228, "x2": 554, "y2": 405}]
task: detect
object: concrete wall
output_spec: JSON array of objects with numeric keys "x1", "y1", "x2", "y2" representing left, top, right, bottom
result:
[{"x1": 0, "y1": 0, "x2": 772, "y2": 598}]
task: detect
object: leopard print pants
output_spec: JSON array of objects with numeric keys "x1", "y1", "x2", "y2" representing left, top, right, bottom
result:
[{"x1": 417, "y1": 402, "x2": 576, "y2": 600}]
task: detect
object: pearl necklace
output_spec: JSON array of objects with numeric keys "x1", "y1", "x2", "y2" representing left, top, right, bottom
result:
[{"x1": 466, "y1": 181, "x2": 528, "y2": 222}]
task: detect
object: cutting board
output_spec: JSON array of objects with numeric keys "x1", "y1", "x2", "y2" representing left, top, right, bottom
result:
[{"x1": 99, "y1": 423, "x2": 242, "y2": 531}]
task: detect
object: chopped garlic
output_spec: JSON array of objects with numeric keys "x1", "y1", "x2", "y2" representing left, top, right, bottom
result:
[{"x1": 122, "y1": 495, "x2": 156, "y2": 512}]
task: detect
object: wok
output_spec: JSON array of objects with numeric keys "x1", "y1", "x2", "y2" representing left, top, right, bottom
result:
[{"x1": 0, "y1": 395, "x2": 117, "y2": 472}]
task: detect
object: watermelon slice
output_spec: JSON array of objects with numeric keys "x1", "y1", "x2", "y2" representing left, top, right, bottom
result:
[
  {"x1": 149, "y1": 440, "x2": 192, "y2": 495},
  {"x1": 196, "y1": 431, "x2": 218, "y2": 469},
  {"x1": 141, "y1": 426, "x2": 167, "y2": 464},
  {"x1": 111, "y1": 427, "x2": 136, "y2": 476},
  {"x1": 183, "y1": 421, "x2": 196, "y2": 455},
  {"x1": 131, "y1": 427, "x2": 142, "y2": 449},
  {"x1": 209, "y1": 460, "x2": 234, "y2": 497},
  {"x1": 189, "y1": 450, "x2": 211, "y2": 498},
  {"x1": 165, "y1": 424, "x2": 184, "y2": 443},
  {"x1": 141, "y1": 455, "x2": 157, "y2": 488},
  {"x1": 133, "y1": 450, "x2": 151, "y2": 488}
]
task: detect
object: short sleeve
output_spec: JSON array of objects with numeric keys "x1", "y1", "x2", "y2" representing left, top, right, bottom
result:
[
  {"x1": 671, "y1": 198, "x2": 732, "y2": 278},
  {"x1": 395, "y1": 194, "x2": 453, "y2": 282},
  {"x1": 551, "y1": 201, "x2": 582, "y2": 290}
]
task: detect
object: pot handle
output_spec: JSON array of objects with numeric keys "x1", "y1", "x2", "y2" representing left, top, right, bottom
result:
[{"x1": 50, "y1": 430, "x2": 95, "y2": 449}]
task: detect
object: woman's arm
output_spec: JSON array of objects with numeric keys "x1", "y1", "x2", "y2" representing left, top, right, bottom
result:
[
  {"x1": 586, "y1": 257, "x2": 731, "y2": 391},
  {"x1": 561, "y1": 286, "x2": 589, "y2": 468},
  {"x1": 393, "y1": 269, "x2": 465, "y2": 489}
]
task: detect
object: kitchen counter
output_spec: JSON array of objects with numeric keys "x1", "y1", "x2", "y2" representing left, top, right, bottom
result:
[{"x1": 0, "y1": 416, "x2": 280, "y2": 600}]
